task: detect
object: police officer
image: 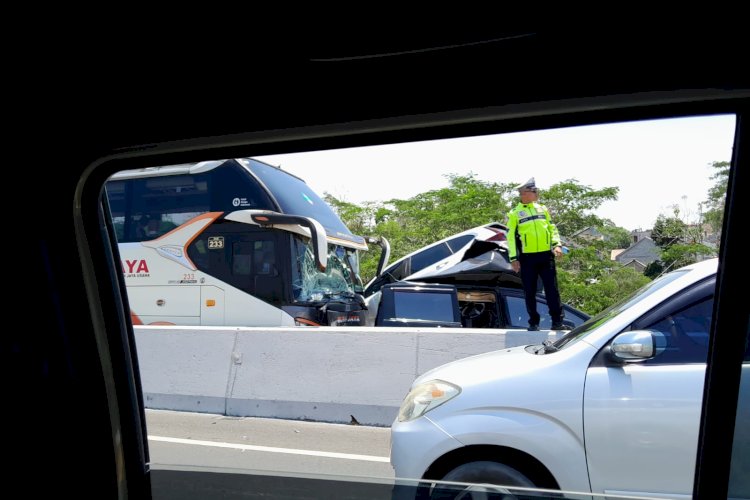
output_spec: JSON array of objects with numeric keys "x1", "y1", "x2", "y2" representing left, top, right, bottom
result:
[{"x1": 506, "y1": 177, "x2": 569, "y2": 331}]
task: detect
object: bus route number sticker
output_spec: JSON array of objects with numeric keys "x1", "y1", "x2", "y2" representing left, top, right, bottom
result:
[{"x1": 208, "y1": 236, "x2": 224, "y2": 250}]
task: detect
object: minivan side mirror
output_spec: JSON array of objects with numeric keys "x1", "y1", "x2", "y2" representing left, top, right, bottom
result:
[
  {"x1": 609, "y1": 330, "x2": 665, "y2": 362},
  {"x1": 368, "y1": 236, "x2": 391, "y2": 277}
]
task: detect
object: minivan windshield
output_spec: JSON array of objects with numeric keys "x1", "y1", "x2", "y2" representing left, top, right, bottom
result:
[{"x1": 552, "y1": 269, "x2": 691, "y2": 350}]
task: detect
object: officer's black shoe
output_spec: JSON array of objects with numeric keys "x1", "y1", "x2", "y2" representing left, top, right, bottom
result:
[
  {"x1": 551, "y1": 323, "x2": 571, "y2": 331},
  {"x1": 527, "y1": 324, "x2": 540, "y2": 331}
]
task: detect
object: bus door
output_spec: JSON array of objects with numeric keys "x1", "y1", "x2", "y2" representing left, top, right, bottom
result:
[
  {"x1": 230, "y1": 234, "x2": 285, "y2": 306},
  {"x1": 187, "y1": 225, "x2": 288, "y2": 322}
]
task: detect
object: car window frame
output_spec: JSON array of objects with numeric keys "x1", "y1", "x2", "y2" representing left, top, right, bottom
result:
[
  {"x1": 74, "y1": 98, "x2": 749, "y2": 499},
  {"x1": 694, "y1": 111, "x2": 748, "y2": 499}
]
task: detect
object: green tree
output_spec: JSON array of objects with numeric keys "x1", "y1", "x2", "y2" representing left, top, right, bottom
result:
[
  {"x1": 596, "y1": 221, "x2": 632, "y2": 250},
  {"x1": 643, "y1": 260, "x2": 665, "y2": 279},
  {"x1": 384, "y1": 173, "x2": 516, "y2": 245},
  {"x1": 326, "y1": 174, "x2": 626, "y2": 298},
  {"x1": 649, "y1": 199, "x2": 718, "y2": 274},
  {"x1": 323, "y1": 194, "x2": 386, "y2": 283},
  {"x1": 651, "y1": 212, "x2": 687, "y2": 249},
  {"x1": 703, "y1": 160, "x2": 730, "y2": 239},
  {"x1": 323, "y1": 194, "x2": 375, "y2": 236},
  {"x1": 557, "y1": 247, "x2": 650, "y2": 315},
  {"x1": 538, "y1": 179, "x2": 619, "y2": 237},
  {"x1": 566, "y1": 221, "x2": 632, "y2": 259},
  {"x1": 660, "y1": 243, "x2": 717, "y2": 273},
  {"x1": 357, "y1": 174, "x2": 518, "y2": 282}
]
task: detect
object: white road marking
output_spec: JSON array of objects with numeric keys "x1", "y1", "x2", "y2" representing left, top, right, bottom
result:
[{"x1": 148, "y1": 435, "x2": 390, "y2": 463}]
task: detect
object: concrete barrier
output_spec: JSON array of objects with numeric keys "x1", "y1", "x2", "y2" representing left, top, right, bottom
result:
[
  {"x1": 135, "y1": 327, "x2": 237, "y2": 414},
  {"x1": 135, "y1": 326, "x2": 561, "y2": 426}
]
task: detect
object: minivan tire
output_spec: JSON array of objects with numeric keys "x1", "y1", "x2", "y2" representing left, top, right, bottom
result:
[{"x1": 430, "y1": 461, "x2": 536, "y2": 499}]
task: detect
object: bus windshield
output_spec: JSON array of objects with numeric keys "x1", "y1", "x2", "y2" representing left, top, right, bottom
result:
[
  {"x1": 291, "y1": 236, "x2": 363, "y2": 302},
  {"x1": 241, "y1": 159, "x2": 366, "y2": 249}
]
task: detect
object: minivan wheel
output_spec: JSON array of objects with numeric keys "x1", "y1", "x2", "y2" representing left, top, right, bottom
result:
[{"x1": 430, "y1": 461, "x2": 536, "y2": 500}]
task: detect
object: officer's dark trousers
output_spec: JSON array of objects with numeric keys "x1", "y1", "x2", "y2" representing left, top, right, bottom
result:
[{"x1": 519, "y1": 250, "x2": 564, "y2": 326}]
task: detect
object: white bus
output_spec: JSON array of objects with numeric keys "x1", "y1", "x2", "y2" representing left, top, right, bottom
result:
[{"x1": 105, "y1": 158, "x2": 387, "y2": 327}]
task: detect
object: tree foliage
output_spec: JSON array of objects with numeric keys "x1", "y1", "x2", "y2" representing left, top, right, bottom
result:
[
  {"x1": 323, "y1": 167, "x2": 721, "y2": 316},
  {"x1": 649, "y1": 199, "x2": 719, "y2": 274},
  {"x1": 539, "y1": 180, "x2": 619, "y2": 237},
  {"x1": 327, "y1": 175, "x2": 624, "y2": 289},
  {"x1": 660, "y1": 243, "x2": 717, "y2": 273},
  {"x1": 643, "y1": 260, "x2": 665, "y2": 279},
  {"x1": 651, "y1": 212, "x2": 688, "y2": 249},
  {"x1": 558, "y1": 264, "x2": 651, "y2": 315},
  {"x1": 651, "y1": 206, "x2": 703, "y2": 250},
  {"x1": 323, "y1": 195, "x2": 374, "y2": 236},
  {"x1": 703, "y1": 160, "x2": 730, "y2": 238},
  {"x1": 384, "y1": 173, "x2": 516, "y2": 248},
  {"x1": 327, "y1": 174, "x2": 519, "y2": 283},
  {"x1": 557, "y1": 247, "x2": 650, "y2": 315},
  {"x1": 596, "y1": 221, "x2": 632, "y2": 250}
]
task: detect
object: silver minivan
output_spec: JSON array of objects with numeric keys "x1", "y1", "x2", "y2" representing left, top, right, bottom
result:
[{"x1": 391, "y1": 258, "x2": 730, "y2": 498}]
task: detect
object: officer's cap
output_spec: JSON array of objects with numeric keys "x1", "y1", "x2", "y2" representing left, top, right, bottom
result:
[{"x1": 515, "y1": 177, "x2": 537, "y2": 192}]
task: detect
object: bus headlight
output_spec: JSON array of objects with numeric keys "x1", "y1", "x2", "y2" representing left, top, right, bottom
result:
[{"x1": 397, "y1": 380, "x2": 460, "y2": 422}]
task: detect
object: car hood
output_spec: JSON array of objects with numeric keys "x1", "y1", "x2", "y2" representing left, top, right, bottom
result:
[
  {"x1": 414, "y1": 343, "x2": 549, "y2": 387},
  {"x1": 414, "y1": 247, "x2": 522, "y2": 287}
]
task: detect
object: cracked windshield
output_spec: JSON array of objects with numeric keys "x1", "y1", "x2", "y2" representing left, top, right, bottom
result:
[{"x1": 292, "y1": 237, "x2": 362, "y2": 302}]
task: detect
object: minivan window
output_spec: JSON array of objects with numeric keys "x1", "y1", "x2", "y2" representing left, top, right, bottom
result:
[
  {"x1": 506, "y1": 295, "x2": 556, "y2": 329},
  {"x1": 644, "y1": 296, "x2": 713, "y2": 364},
  {"x1": 553, "y1": 269, "x2": 691, "y2": 350},
  {"x1": 445, "y1": 235, "x2": 473, "y2": 252},
  {"x1": 410, "y1": 242, "x2": 452, "y2": 274},
  {"x1": 506, "y1": 295, "x2": 588, "y2": 329}
]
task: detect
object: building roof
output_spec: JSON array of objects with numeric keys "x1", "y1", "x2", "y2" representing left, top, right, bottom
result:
[{"x1": 615, "y1": 237, "x2": 660, "y2": 265}]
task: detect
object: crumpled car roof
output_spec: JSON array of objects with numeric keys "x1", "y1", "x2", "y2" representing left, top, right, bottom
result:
[{"x1": 414, "y1": 241, "x2": 523, "y2": 288}]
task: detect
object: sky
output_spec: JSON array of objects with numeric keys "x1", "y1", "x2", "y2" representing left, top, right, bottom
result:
[{"x1": 256, "y1": 114, "x2": 735, "y2": 231}]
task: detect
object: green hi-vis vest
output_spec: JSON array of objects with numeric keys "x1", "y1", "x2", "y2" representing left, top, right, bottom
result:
[{"x1": 506, "y1": 202, "x2": 561, "y2": 261}]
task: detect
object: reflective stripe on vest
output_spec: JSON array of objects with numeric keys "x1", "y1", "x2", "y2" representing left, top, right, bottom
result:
[{"x1": 518, "y1": 214, "x2": 546, "y2": 224}]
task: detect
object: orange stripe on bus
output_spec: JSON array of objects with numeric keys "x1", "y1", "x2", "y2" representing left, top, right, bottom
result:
[
  {"x1": 182, "y1": 212, "x2": 224, "y2": 259},
  {"x1": 149, "y1": 212, "x2": 224, "y2": 242},
  {"x1": 130, "y1": 311, "x2": 143, "y2": 325},
  {"x1": 295, "y1": 318, "x2": 321, "y2": 327}
]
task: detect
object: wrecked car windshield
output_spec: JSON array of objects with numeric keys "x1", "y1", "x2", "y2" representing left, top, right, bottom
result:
[{"x1": 291, "y1": 235, "x2": 362, "y2": 302}]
